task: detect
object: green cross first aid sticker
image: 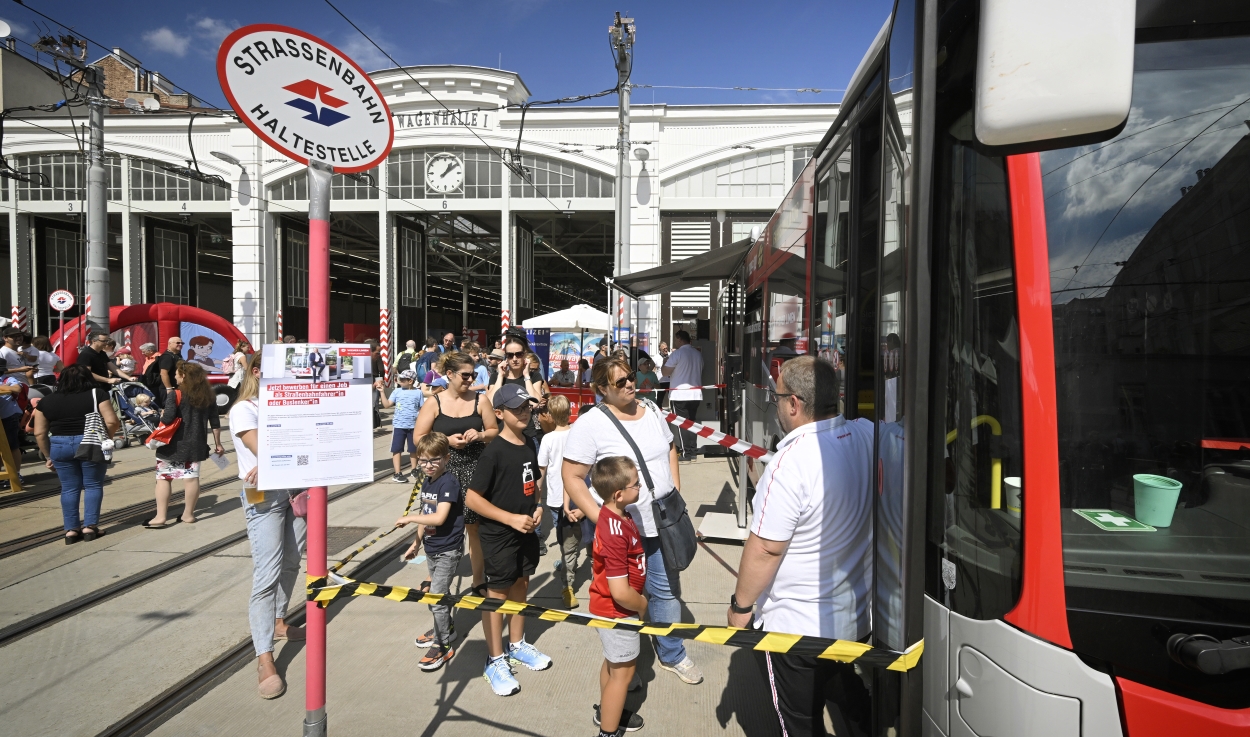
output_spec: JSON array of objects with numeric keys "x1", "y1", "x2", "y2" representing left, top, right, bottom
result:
[{"x1": 1073, "y1": 509, "x2": 1156, "y2": 532}]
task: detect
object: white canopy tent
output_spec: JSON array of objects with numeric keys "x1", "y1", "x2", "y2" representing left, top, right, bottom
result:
[{"x1": 520, "y1": 304, "x2": 611, "y2": 332}]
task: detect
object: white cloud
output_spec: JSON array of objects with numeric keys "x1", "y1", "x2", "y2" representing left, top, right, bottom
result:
[
  {"x1": 190, "y1": 16, "x2": 235, "y2": 44},
  {"x1": 340, "y1": 35, "x2": 393, "y2": 73},
  {"x1": 143, "y1": 27, "x2": 190, "y2": 57}
]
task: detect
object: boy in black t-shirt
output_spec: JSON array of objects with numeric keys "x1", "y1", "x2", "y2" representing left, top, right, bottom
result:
[
  {"x1": 397, "y1": 432, "x2": 463, "y2": 672},
  {"x1": 466, "y1": 384, "x2": 553, "y2": 696}
]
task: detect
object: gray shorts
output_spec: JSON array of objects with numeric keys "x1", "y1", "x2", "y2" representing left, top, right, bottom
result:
[{"x1": 598, "y1": 626, "x2": 640, "y2": 664}]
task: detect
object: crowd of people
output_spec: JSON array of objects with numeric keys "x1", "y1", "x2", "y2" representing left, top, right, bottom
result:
[{"x1": 25, "y1": 324, "x2": 870, "y2": 735}]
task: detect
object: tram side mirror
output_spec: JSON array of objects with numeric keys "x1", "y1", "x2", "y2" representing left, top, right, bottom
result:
[{"x1": 975, "y1": 0, "x2": 1135, "y2": 148}]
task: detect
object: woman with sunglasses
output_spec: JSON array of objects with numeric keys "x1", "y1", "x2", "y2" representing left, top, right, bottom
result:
[
  {"x1": 561, "y1": 356, "x2": 704, "y2": 687},
  {"x1": 414, "y1": 350, "x2": 499, "y2": 597},
  {"x1": 488, "y1": 337, "x2": 549, "y2": 449}
]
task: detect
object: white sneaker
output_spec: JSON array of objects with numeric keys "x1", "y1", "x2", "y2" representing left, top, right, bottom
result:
[{"x1": 658, "y1": 656, "x2": 703, "y2": 685}]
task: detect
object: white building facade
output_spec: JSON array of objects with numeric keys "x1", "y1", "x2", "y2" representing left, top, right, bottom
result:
[{"x1": 1, "y1": 61, "x2": 854, "y2": 349}]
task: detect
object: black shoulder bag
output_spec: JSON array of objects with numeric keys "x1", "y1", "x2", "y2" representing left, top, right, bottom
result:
[{"x1": 596, "y1": 402, "x2": 698, "y2": 571}]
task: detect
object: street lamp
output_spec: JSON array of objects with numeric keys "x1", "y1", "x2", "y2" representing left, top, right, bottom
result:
[{"x1": 210, "y1": 150, "x2": 242, "y2": 167}]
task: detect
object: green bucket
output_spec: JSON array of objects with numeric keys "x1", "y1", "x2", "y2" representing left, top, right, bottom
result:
[{"x1": 1133, "y1": 474, "x2": 1184, "y2": 528}]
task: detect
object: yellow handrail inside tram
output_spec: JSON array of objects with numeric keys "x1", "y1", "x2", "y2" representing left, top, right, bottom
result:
[{"x1": 945, "y1": 415, "x2": 1004, "y2": 510}]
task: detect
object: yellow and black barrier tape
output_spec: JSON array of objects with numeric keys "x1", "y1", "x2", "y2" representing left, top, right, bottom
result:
[
  {"x1": 327, "y1": 483, "x2": 420, "y2": 574},
  {"x1": 305, "y1": 574, "x2": 923, "y2": 672}
]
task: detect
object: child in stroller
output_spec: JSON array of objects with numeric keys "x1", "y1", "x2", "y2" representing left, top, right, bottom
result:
[{"x1": 113, "y1": 382, "x2": 158, "y2": 448}]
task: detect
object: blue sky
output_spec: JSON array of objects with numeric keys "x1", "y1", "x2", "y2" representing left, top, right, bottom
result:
[{"x1": 11, "y1": 0, "x2": 894, "y2": 109}]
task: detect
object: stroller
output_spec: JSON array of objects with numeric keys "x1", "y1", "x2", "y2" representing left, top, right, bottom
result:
[{"x1": 111, "y1": 381, "x2": 159, "y2": 448}]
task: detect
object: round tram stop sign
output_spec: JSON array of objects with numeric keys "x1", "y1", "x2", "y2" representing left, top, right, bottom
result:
[
  {"x1": 49, "y1": 289, "x2": 75, "y2": 313},
  {"x1": 217, "y1": 25, "x2": 394, "y2": 172}
]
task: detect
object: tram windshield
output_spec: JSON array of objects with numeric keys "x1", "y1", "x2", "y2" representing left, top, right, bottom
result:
[{"x1": 1043, "y1": 30, "x2": 1250, "y2": 678}]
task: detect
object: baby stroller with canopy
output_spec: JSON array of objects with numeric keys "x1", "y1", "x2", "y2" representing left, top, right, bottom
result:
[{"x1": 111, "y1": 381, "x2": 158, "y2": 448}]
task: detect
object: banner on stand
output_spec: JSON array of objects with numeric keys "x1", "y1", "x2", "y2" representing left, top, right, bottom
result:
[{"x1": 257, "y1": 343, "x2": 375, "y2": 490}]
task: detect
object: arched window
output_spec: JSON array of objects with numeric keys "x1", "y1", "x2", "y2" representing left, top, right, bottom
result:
[
  {"x1": 661, "y1": 148, "x2": 788, "y2": 198},
  {"x1": 388, "y1": 148, "x2": 501, "y2": 199},
  {"x1": 510, "y1": 154, "x2": 613, "y2": 199},
  {"x1": 268, "y1": 168, "x2": 379, "y2": 201},
  {"x1": 130, "y1": 159, "x2": 230, "y2": 201},
  {"x1": 12, "y1": 153, "x2": 122, "y2": 201}
]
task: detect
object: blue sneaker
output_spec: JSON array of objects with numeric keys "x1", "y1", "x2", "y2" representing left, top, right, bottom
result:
[
  {"x1": 483, "y1": 655, "x2": 520, "y2": 696},
  {"x1": 507, "y1": 639, "x2": 553, "y2": 671}
]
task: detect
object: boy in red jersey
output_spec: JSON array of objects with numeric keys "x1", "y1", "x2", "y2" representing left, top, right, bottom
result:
[{"x1": 589, "y1": 456, "x2": 648, "y2": 734}]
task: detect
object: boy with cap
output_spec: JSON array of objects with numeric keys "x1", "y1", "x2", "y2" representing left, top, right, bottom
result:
[
  {"x1": 376, "y1": 369, "x2": 424, "y2": 482},
  {"x1": 465, "y1": 383, "x2": 553, "y2": 696}
]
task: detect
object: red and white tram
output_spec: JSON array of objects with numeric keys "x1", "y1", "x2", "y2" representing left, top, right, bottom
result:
[{"x1": 683, "y1": 0, "x2": 1250, "y2": 733}]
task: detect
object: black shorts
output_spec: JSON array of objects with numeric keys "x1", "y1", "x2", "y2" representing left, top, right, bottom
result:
[{"x1": 480, "y1": 528, "x2": 540, "y2": 591}]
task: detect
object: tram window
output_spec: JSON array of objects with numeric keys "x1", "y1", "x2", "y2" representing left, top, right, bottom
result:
[
  {"x1": 814, "y1": 147, "x2": 851, "y2": 414},
  {"x1": 851, "y1": 110, "x2": 882, "y2": 422},
  {"x1": 1044, "y1": 33, "x2": 1250, "y2": 660},
  {"x1": 925, "y1": 115, "x2": 1025, "y2": 620}
]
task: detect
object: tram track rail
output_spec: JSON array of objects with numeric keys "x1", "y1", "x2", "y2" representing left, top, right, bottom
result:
[
  {"x1": 0, "y1": 469, "x2": 390, "y2": 648},
  {"x1": 97, "y1": 489, "x2": 414, "y2": 737},
  {"x1": 0, "y1": 449, "x2": 238, "y2": 511}
]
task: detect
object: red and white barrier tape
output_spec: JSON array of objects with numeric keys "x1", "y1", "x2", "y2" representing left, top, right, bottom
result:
[
  {"x1": 664, "y1": 410, "x2": 772, "y2": 462},
  {"x1": 658, "y1": 383, "x2": 726, "y2": 391}
]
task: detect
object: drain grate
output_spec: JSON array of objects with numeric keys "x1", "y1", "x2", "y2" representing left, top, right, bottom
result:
[{"x1": 326, "y1": 526, "x2": 378, "y2": 556}]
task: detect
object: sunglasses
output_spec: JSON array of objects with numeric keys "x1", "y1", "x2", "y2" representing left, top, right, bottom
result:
[
  {"x1": 505, "y1": 351, "x2": 525, "y2": 359},
  {"x1": 611, "y1": 371, "x2": 637, "y2": 389},
  {"x1": 455, "y1": 371, "x2": 474, "y2": 381}
]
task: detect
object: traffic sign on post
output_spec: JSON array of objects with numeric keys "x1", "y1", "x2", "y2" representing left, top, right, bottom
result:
[
  {"x1": 217, "y1": 25, "x2": 394, "y2": 173},
  {"x1": 218, "y1": 25, "x2": 394, "y2": 737},
  {"x1": 49, "y1": 290, "x2": 75, "y2": 313}
]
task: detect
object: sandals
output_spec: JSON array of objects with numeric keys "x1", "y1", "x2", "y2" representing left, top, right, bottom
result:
[
  {"x1": 471, "y1": 583, "x2": 488, "y2": 598},
  {"x1": 65, "y1": 529, "x2": 82, "y2": 545},
  {"x1": 418, "y1": 580, "x2": 431, "y2": 595},
  {"x1": 82, "y1": 526, "x2": 104, "y2": 542},
  {"x1": 143, "y1": 519, "x2": 177, "y2": 529}
]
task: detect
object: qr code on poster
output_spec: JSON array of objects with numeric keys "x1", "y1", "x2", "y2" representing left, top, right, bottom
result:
[{"x1": 297, "y1": 455, "x2": 309, "y2": 466}]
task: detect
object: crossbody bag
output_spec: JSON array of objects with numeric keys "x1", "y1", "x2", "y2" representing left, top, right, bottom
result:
[{"x1": 596, "y1": 401, "x2": 698, "y2": 571}]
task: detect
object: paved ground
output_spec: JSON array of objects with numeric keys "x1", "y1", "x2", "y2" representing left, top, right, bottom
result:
[{"x1": 0, "y1": 420, "x2": 779, "y2": 736}]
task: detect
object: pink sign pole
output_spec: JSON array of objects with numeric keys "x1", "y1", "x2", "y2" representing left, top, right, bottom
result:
[{"x1": 304, "y1": 161, "x2": 333, "y2": 736}]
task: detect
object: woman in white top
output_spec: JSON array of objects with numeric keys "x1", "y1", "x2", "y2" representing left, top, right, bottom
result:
[
  {"x1": 561, "y1": 356, "x2": 704, "y2": 685},
  {"x1": 30, "y1": 336, "x2": 63, "y2": 386},
  {"x1": 227, "y1": 340, "x2": 250, "y2": 389},
  {"x1": 229, "y1": 352, "x2": 308, "y2": 701}
]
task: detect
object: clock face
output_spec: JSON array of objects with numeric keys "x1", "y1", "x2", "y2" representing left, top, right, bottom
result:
[{"x1": 425, "y1": 153, "x2": 464, "y2": 194}]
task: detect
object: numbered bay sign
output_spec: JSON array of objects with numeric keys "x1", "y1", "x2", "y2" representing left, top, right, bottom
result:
[{"x1": 217, "y1": 25, "x2": 394, "y2": 172}]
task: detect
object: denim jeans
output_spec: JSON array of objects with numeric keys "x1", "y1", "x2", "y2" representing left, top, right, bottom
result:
[
  {"x1": 243, "y1": 488, "x2": 307, "y2": 656},
  {"x1": 426, "y1": 548, "x2": 463, "y2": 645},
  {"x1": 643, "y1": 536, "x2": 687, "y2": 665},
  {"x1": 51, "y1": 434, "x2": 107, "y2": 530}
]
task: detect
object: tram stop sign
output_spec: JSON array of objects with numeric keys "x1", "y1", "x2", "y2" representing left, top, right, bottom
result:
[
  {"x1": 48, "y1": 289, "x2": 75, "y2": 313},
  {"x1": 216, "y1": 24, "x2": 394, "y2": 173}
]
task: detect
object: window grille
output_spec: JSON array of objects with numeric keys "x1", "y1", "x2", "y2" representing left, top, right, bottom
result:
[
  {"x1": 46, "y1": 227, "x2": 83, "y2": 297},
  {"x1": 793, "y1": 146, "x2": 815, "y2": 181},
  {"x1": 510, "y1": 154, "x2": 613, "y2": 199},
  {"x1": 286, "y1": 230, "x2": 309, "y2": 307},
  {"x1": 13, "y1": 154, "x2": 122, "y2": 201},
  {"x1": 268, "y1": 168, "x2": 382, "y2": 201},
  {"x1": 386, "y1": 148, "x2": 502, "y2": 200},
  {"x1": 153, "y1": 228, "x2": 190, "y2": 304},
  {"x1": 661, "y1": 148, "x2": 789, "y2": 198},
  {"x1": 399, "y1": 225, "x2": 423, "y2": 308},
  {"x1": 130, "y1": 159, "x2": 229, "y2": 201}
]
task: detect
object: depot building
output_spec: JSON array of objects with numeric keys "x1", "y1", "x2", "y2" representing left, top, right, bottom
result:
[{"x1": 0, "y1": 47, "x2": 889, "y2": 348}]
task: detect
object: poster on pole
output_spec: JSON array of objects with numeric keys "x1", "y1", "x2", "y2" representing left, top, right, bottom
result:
[
  {"x1": 525, "y1": 328, "x2": 550, "y2": 377},
  {"x1": 256, "y1": 343, "x2": 374, "y2": 489}
]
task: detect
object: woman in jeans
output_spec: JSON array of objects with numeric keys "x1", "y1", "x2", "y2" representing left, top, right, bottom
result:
[
  {"x1": 231, "y1": 353, "x2": 307, "y2": 699},
  {"x1": 561, "y1": 356, "x2": 704, "y2": 685},
  {"x1": 32, "y1": 365, "x2": 120, "y2": 543},
  {"x1": 146, "y1": 361, "x2": 223, "y2": 527}
]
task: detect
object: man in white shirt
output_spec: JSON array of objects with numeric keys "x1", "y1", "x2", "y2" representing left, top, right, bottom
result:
[
  {"x1": 0, "y1": 329, "x2": 34, "y2": 384},
  {"x1": 660, "y1": 330, "x2": 703, "y2": 459},
  {"x1": 727, "y1": 355, "x2": 873, "y2": 737}
]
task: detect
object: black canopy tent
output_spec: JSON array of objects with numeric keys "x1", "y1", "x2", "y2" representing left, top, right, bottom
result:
[{"x1": 607, "y1": 237, "x2": 754, "y2": 299}]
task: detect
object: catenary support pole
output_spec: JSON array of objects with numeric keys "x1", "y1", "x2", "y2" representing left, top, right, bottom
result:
[
  {"x1": 610, "y1": 14, "x2": 635, "y2": 350},
  {"x1": 303, "y1": 160, "x2": 333, "y2": 737},
  {"x1": 85, "y1": 65, "x2": 109, "y2": 335}
]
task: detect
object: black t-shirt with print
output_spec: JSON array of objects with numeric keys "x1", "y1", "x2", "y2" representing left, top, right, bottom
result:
[
  {"x1": 468, "y1": 436, "x2": 541, "y2": 542},
  {"x1": 419, "y1": 472, "x2": 464, "y2": 556}
]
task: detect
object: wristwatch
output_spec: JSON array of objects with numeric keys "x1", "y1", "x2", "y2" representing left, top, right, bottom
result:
[{"x1": 729, "y1": 593, "x2": 753, "y2": 614}]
